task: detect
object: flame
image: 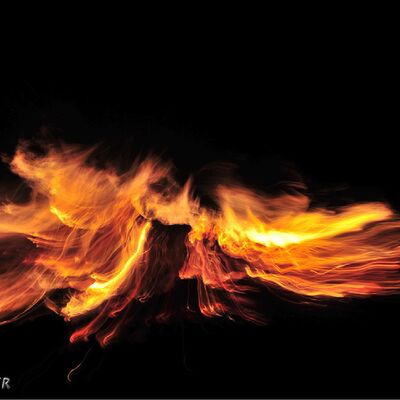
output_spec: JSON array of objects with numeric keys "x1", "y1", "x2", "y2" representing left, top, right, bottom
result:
[{"x1": 1, "y1": 140, "x2": 400, "y2": 344}]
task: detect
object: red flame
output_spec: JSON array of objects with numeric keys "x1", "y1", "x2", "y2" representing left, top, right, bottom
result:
[{"x1": 1, "y1": 141, "x2": 400, "y2": 345}]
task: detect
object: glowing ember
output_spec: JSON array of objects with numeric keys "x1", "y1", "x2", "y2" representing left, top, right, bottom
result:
[{"x1": 1, "y1": 141, "x2": 400, "y2": 345}]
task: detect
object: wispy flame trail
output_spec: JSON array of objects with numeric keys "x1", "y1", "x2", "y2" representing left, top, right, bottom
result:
[{"x1": 1, "y1": 141, "x2": 400, "y2": 345}]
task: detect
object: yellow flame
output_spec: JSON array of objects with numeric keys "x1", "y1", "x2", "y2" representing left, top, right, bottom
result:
[{"x1": 1, "y1": 141, "x2": 400, "y2": 344}]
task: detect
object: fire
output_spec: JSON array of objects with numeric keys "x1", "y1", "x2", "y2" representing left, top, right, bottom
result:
[{"x1": 1, "y1": 140, "x2": 400, "y2": 344}]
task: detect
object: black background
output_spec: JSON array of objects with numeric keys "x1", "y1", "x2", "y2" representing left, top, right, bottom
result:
[{"x1": 0, "y1": 11, "x2": 399, "y2": 398}]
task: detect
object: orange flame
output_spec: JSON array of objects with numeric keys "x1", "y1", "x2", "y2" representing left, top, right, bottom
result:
[{"x1": 1, "y1": 141, "x2": 400, "y2": 344}]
